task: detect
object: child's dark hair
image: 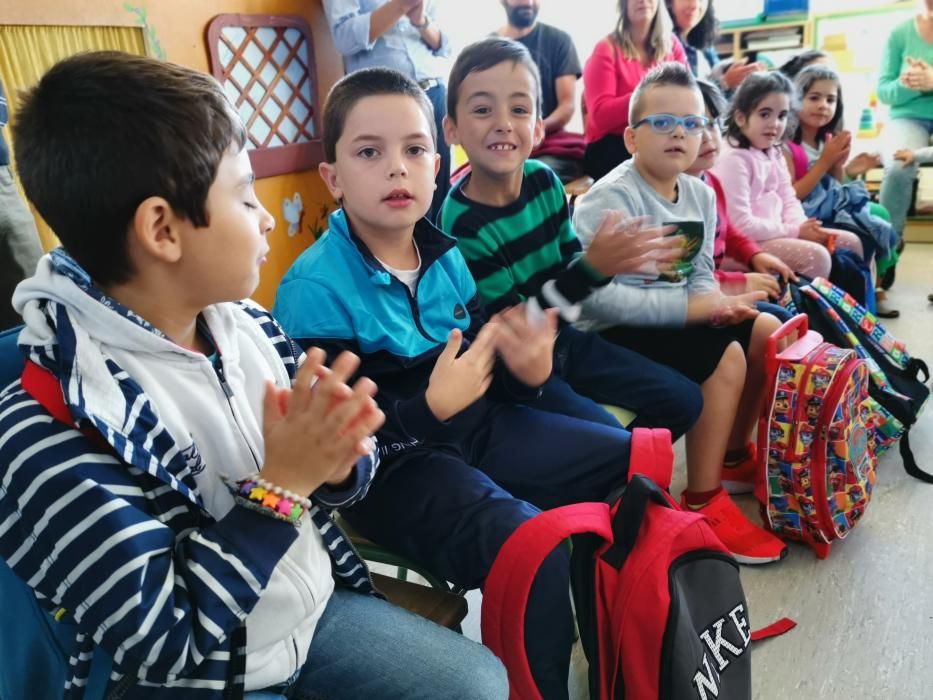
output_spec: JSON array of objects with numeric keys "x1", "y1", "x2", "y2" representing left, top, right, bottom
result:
[
  {"x1": 723, "y1": 71, "x2": 796, "y2": 150},
  {"x1": 791, "y1": 65, "x2": 843, "y2": 144},
  {"x1": 629, "y1": 62, "x2": 700, "y2": 125},
  {"x1": 666, "y1": 0, "x2": 719, "y2": 50},
  {"x1": 778, "y1": 50, "x2": 828, "y2": 80},
  {"x1": 696, "y1": 79, "x2": 726, "y2": 121},
  {"x1": 446, "y1": 37, "x2": 541, "y2": 120},
  {"x1": 322, "y1": 67, "x2": 436, "y2": 163},
  {"x1": 13, "y1": 50, "x2": 246, "y2": 287}
]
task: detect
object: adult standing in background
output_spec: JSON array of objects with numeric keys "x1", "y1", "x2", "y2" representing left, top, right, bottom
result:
[
  {"x1": 877, "y1": 0, "x2": 933, "y2": 246},
  {"x1": 582, "y1": 0, "x2": 687, "y2": 180},
  {"x1": 323, "y1": 0, "x2": 452, "y2": 220},
  {"x1": 666, "y1": 0, "x2": 761, "y2": 88},
  {"x1": 495, "y1": 0, "x2": 585, "y2": 182},
  {"x1": 0, "y1": 79, "x2": 43, "y2": 330}
]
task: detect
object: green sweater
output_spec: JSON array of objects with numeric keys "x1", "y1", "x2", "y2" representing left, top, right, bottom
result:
[
  {"x1": 439, "y1": 159, "x2": 606, "y2": 318},
  {"x1": 877, "y1": 18, "x2": 933, "y2": 121}
]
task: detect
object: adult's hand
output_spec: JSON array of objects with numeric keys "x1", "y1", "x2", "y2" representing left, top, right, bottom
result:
[
  {"x1": 721, "y1": 58, "x2": 765, "y2": 90},
  {"x1": 901, "y1": 57, "x2": 933, "y2": 92}
]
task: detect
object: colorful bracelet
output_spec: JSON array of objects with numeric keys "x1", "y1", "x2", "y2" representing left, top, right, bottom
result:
[{"x1": 232, "y1": 475, "x2": 312, "y2": 525}]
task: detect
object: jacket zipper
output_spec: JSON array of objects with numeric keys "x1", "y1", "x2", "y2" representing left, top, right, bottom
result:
[
  {"x1": 810, "y1": 356, "x2": 862, "y2": 541},
  {"x1": 213, "y1": 355, "x2": 261, "y2": 472}
]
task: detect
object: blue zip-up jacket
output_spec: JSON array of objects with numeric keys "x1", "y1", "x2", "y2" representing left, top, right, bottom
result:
[
  {"x1": 0, "y1": 250, "x2": 377, "y2": 699},
  {"x1": 274, "y1": 210, "x2": 538, "y2": 462}
]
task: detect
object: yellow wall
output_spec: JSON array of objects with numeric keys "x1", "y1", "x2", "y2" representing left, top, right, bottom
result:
[{"x1": 0, "y1": 0, "x2": 344, "y2": 308}]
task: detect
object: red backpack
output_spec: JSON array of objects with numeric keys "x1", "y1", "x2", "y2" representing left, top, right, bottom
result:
[{"x1": 482, "y1": 428, "x2": 793, "y2": 699}]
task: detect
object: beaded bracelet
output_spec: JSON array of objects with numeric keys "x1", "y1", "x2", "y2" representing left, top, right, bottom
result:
[{"x1": 232, "y1": 475, "x2": 312, "y2": 525}]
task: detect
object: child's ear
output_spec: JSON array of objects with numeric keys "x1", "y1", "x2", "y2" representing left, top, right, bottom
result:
[
  {"x1": 318, "y1": 161, "x2": 343, "y2": 201},
  {"x1": 132, "y1": 197, "x2": 183, "y2": 264},
  {"x1": 442, "y1": 114, "x2": 459, "y2": 146},
  {"x1": 533, "y1": 117, "x2": 545, "y2": 149},
  {"x1": 623, "y1": 126, "x2": 637, "y2": 156},
  {"x1": 432, "y1": 151, "x2": 441, "y2": 182},
  {"x1": 735, "y1": 111, "x2": 747, "y2": 128}
]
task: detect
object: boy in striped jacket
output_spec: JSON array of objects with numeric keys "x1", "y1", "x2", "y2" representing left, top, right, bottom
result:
[{"x1": 0, "y1": 51, "x2": 506, "y2": 699}]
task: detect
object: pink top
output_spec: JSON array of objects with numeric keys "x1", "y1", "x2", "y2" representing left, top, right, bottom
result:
[
  {"x1": 710, "y1": 142, "x2": 807, "y2": 243},
  {"x1": 582, "y1": 37, "x2": 687, "y2": 144}
]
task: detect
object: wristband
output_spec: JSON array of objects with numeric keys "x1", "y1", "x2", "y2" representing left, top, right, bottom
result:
[{"x1": 232, "y1": 475, "x2": 311, "y2": 525}]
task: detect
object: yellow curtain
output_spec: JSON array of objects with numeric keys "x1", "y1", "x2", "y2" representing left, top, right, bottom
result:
[{"x1": 0, "y1": 25, "x2": 147, "y2": 251}]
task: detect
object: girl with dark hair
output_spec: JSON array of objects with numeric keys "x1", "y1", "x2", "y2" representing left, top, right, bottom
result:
[
  {"x1": 687, "y1": 80, "x2": 796, "y2": 321},
  {"x1": 710, "y1": 71, "x2": 864, "y2": 279},
  {"x1": 783, "y1": 65, "x2": 901, "y2": 315},
  {"x1": 666, "y1": 0, "x2": 762, "y2": 89},
  {"x1": 582, "y1": 0, "x2": 686, "y2": 179}
]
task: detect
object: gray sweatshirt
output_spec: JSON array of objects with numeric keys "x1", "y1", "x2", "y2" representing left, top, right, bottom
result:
[{"x1": 572, "y1": 159, "x2": 718, "y2": 329}]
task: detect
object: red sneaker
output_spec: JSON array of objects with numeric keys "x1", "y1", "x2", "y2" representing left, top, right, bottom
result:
[
  {"x1": 682, "y1": 489, "x2": 787, "y2": 565},
  {"x1": 721, "y1": 442, "x2": 759, "y2": 495}
]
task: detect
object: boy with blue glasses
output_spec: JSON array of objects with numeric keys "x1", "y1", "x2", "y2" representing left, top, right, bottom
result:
[{"x1": 573, "y1": 62, "x2": 787, "y2": 565}]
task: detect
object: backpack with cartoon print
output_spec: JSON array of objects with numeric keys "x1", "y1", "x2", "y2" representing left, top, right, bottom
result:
[{"x1": 758, "y1": 314, "x2": 878, "y2": 559}]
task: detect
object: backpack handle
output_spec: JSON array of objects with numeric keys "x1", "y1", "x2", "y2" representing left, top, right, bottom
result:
[{"x1": 480, "y1": 429, "x2": 674, "y2": 699}]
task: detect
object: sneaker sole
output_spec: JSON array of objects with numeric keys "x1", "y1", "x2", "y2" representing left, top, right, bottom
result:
[
  {"x1": 730, "y1": 548, "x2": 789, "y2": 565},
  {"x1": 721, "y1": 479, "x2": 755, "y2": 495}
]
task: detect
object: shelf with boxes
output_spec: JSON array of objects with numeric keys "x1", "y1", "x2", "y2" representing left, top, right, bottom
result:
[{"x1": 715, "y1": 17, "x2": 813, "y2": 65}]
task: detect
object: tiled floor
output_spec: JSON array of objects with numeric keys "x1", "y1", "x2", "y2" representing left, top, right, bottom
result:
[{"x1": 384, "y1": 237, "x2": 933, "y2": 699}]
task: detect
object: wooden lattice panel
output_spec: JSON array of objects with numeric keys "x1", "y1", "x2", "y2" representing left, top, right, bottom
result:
[{"x1": 207, "y1": 14, "x2": 323, "y2": 178}]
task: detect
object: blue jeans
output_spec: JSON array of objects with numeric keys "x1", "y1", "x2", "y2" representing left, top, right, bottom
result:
[
  {"x1": 345, "y1": 400, "x2": 633, "y2": 699},
  {"x1": 537, "y1": 326, "x2": 702, "y2": 439},
  {"x1": 244, "y1": 587, "x2": 507, "y2": 700},
  {"x1": 879, "y1": 117, "x2": 933, "y2": 236}
]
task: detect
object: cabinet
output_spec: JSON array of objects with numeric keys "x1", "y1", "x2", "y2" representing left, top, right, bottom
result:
[{"x1": 715, "y1": 17, "x2": 812, "y2": 63}]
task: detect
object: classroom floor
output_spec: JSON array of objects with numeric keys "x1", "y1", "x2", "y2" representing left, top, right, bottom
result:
[{"x1": 383, "y1": 237, "x2": 933, "y2": 699}]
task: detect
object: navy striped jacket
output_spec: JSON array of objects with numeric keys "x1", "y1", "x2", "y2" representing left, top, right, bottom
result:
[{"x1": 0, "y1": 257, "x2": 376, "y2": 699}]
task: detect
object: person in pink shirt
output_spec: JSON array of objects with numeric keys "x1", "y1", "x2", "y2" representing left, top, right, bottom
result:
[
  {"x1": 582, "y1": 0, "x2": 687, "y2": 179},
  {"x1": 710, "y1": 71, "x2": 862, "y2": 279}
]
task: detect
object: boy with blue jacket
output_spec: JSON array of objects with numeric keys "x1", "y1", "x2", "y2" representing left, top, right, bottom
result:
[
  {"x1": 273, "y1": 67, "x2": 639, "y2": 699},
  {"x1": 0, "y1": 52, "x2": 506, "y2": 699}
]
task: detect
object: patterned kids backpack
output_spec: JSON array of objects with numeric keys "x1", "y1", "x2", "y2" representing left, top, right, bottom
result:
[
  {"x1": 783, "y1": 277, "x2": 932, "y2": 483},
  {"x1": 758, "y1": 314, "x2": 878, "y2": 559}
]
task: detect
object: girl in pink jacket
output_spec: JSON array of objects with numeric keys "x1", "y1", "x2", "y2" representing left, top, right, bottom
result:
[{"x1": 710, "y1": 71, "x2": 862, "y2": 279}]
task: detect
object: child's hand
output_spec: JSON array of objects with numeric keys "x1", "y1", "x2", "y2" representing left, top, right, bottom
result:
[
  {"x1": 583, "y1": 211, "x2": 680, "y2": 278},
  {"x1": 492, "y1": 304, "x2": 558, "y2": 388},
  {"x1": 749, "y1": 251, "x2": 796, "y2": 282},
  {"x1": 820, "y1": 131, "x2": 851, "y2": 168},
  {"x1": 845, "y1": 152, "x2": 881, "y2": 178},
  {"x1": 261, "y1": 348, "x2": 385, "y2": 496},
  {"x1": 710, "y1": 291, "x2": 765, "y2": 326},
  {"x1": 894, "y1": 148, "x2": 916, "y2": 165},
  {"x1": 425, "y1": 324, "x2": 497, "y2": 422},
  {"x1": 743, "y1": 272, "x2": 781, "y2": 299},
  {"x1": 798, "y1": 218, "x2": 832, "y2": 245}
]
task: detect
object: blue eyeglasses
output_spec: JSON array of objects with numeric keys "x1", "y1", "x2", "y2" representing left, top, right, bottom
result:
[{"x1": 631, "y1": 113, "x2": 710, "y2": 135}]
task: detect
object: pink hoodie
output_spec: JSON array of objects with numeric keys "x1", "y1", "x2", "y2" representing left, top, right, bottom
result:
[{"x1": 710, "y1": 142, "x2": 807, "y2": 242}]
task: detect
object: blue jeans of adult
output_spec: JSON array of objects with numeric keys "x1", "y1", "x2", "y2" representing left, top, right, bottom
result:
[
  {"x1": 344, "y1": 399, "x2": 633, "y2": 700},
  {"x1": 424, "y1": 83, "x2": 451, "y2": 223},
  {"x1": 879, "y1": 117, "x2": 933, "y2": 237},
  {"x1": 535, "y1": 326, "x2": 703, "y2": 439},
  {"x1": 244, "y1": 588, "x2": 507, "y2": 700}
]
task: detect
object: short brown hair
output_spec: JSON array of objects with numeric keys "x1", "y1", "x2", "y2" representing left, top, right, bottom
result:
[
  {"x1": 322, "y1": 67, "x2": 436, "y2": 163},
  {"x1": 629, "y1": 62, "x2": 700, "y2": 125},
  {"x1": 14, "y1": 51, "x2": 246, "y2": 286},
  {"x1": 446, "y1": 37, "x2": 542, "y2": 121}
]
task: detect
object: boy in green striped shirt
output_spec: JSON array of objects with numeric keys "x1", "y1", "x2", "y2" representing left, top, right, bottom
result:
[{"x1": 438, "y1": 37, "x2": 702, "y2": 439}]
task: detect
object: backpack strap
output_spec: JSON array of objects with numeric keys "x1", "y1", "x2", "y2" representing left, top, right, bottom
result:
[
  {"x1": 22, "y1": 360, "x2": 74, "y2": 427},
  {"x1": 481, "y1": 428, "x2": 673, "y2": 699},
  {"x1": 750, "y1": 616, "x2": 797, "y2": 641},
  {"x1": 482, "y1": 501, "x2": 613, "y2": 700}
]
